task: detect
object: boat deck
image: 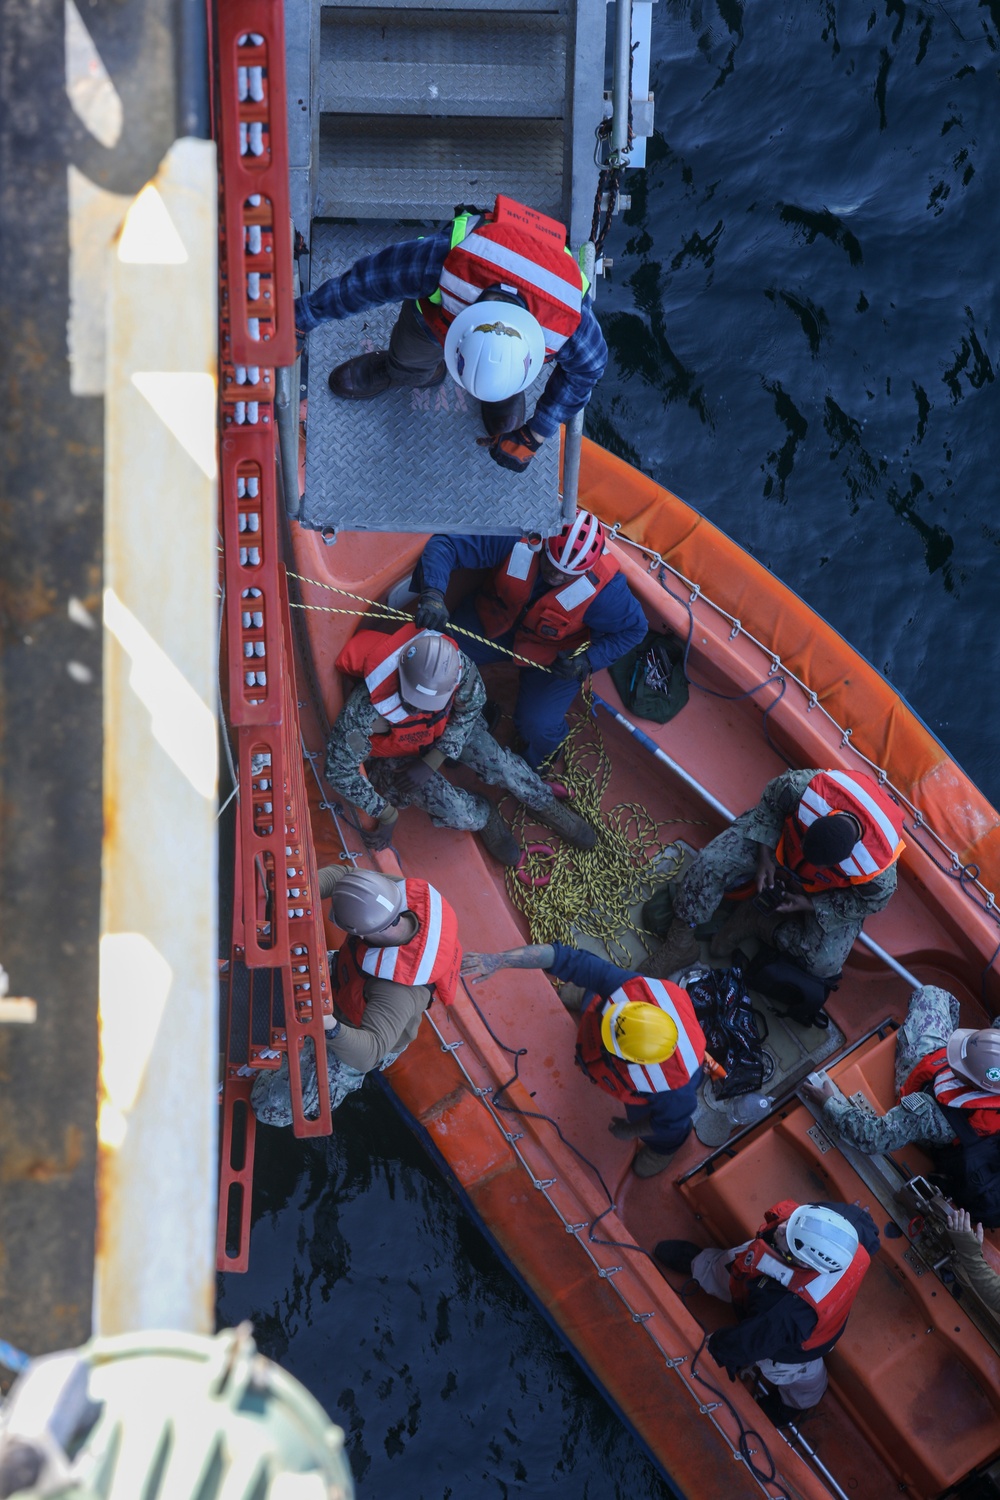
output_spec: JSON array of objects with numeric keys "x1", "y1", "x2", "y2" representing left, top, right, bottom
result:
[{"x1": 289, "y1": 470, "x2": 1000, "y2": 1499}]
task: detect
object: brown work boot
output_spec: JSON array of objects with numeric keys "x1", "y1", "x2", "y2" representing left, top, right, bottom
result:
[
  {"x1": 641, "y1": 918, "x2": 699, "y2": 977},
  {"x1": 328, "y1": 350, "x2": 392, "y2": 399},
  {"x1": 710, "y1": 901, "x2": 782, "y2": 961},
  {"x1": 533, "y1": 796, "x2": 597, "y2": 851},
  {"x1": 632, "y1": 1145, "x2": 678, "y2": 1178},
  {"x1": 477, "y1": 804, "x2": 520, "y2": 867},
  {"x1": 481, "y1": 392, "x2": 526, "y2": 436}
]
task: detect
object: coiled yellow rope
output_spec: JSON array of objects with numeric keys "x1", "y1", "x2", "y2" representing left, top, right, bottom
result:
[{"x1": 502, "y1": 687, "x2": 701, "y2": 967}]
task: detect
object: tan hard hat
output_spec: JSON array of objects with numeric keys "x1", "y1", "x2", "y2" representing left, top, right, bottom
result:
[
  {"x1": 399, "y1": 631, "x2": 461, "y2": 712},
  {"x1": 946, "y1": 1027, "x2": 1000, "y2": 1093},
  {"x1": 330, "y1": 870, "x2": 404, "y2": 937}
]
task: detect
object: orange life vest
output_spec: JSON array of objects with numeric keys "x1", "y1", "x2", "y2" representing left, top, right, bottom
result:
[
  {"x1": 419, "y1": 196, "x2": 584, "y2": 357},
  {"x1": 900, "y1": 1047, "x2": 1000, "y2": 1138},
  {"x1": 575, "y1": 976, "x2": 705, "y2": 1105},
  {"x1": 335, "y1": 622, "x2": 458, "y2": 759},
  {"x1": 775, "y1": 770, "x2": 905, "y2": 892},
  {"x1": 729, "y1": 1200, "x2": 870, "y2": 1351},
  {"x1": 474, "y1": 540, "x2": 621, "y2": 666},
  {"x1": 331, "y1": 878, "x2": 462, "y2": 1026}
]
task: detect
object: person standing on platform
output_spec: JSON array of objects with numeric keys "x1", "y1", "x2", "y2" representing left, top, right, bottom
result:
[
  {"x1": 294, "y1": 195, "x2": 608, "y2": 473},
  {"x1": 412, "y1": 510, "x2": 647, "y2": 768}
]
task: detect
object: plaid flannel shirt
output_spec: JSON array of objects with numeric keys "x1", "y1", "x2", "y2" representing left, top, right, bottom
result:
[{"x1": 295, "y1": 225, "x2": 608, "y2": 440}]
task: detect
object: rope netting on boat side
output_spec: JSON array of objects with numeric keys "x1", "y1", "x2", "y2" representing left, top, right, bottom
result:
[{"x1": 500, "y1": 685, "x2": 701, "y2": 965}]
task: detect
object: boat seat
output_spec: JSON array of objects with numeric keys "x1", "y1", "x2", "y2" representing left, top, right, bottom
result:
[{"x1": 681, "y1": 1029, "x2": 1000, "y2": 1497}]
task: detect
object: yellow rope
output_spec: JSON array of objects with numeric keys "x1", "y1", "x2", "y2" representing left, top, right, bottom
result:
[
  {"x1": 286, "y1": 571, "x2": 572, "y2": 672},
  {"x1": 502, "y1": 687, "x2": 703, "y2": 967}
]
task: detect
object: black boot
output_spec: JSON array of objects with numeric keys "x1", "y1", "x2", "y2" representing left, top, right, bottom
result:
[
  {"x1": 533, "y1": 796, "x2": 597, "y2": 851},
  {"x1": 653, "y1": 1239, "x2": 703, "y2": 1275},
  {"x1": 481, "y1": 392, "x2": 526, "y2": 436},
  {"x1": 328, "y1": 351, "x2": 392, "y2": 399},
  {"x1": 477, "y1": 804, "x2": 520, "y2": 867}
]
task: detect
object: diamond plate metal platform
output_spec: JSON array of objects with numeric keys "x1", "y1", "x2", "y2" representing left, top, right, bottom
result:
[{"x1": 300, "y1": 221, "x2": 562, "y2": 536}]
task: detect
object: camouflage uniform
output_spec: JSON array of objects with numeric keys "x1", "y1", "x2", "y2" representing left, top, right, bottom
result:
[
  {"x1": 251, "y1": 1043, "x2": 404, "y2": 1128},
  {"x1": 673, "y1": 769, "x2": 898, "y2": 979},
  {"x1": 324, "y1": 648, "x2": 565, "y2": 831},
  {"x1": 821, "y1": 986, "x2": 1000, "y2": 1153}
]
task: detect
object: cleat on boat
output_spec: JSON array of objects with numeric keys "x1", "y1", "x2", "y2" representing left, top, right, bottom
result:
[{"x1": 653, "y1": 1240, "x2": 703, "y2": 1275}]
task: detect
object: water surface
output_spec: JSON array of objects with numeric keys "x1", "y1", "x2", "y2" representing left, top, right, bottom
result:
[{"x1": 219, "y1": 6, "x2": 1000, "y2": 1494}]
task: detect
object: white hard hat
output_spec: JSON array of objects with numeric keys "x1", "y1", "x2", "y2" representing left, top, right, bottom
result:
[
  {"x1": 444, "y1": 302, "x2": 545, "y2": 400},
  {"x1": 784, "y1": 1205, "x2": 859, "y2": 1273},
  {"x1": 946, "y1": 1027, "x2": 1000, "y2": 1092}
]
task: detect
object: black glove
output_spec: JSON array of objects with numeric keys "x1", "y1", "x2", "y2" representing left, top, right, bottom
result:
[
  {"x1": 415, "y1": 588, "x2": 449, "y2": 630},
  {"x1": 395, "y1": 758, "x2": 437, "y2": 796},
  {"x1": 361, "y1": 807, "x2": 398, "y2": 851},
  {"x1": 549, "y1": 650, "x2": 591, "y2": 681},
  {"x1": 478, "y1": 424, "x2": 543, "y2": 474}
]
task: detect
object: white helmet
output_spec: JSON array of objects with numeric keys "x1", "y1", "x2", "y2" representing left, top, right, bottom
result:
[
  {"x1": 784, "y1": 1205, "x2": 859, "y2": 1273},
  {"x1": 444, "y1": 302, "x2": 545, "y2": 400}
]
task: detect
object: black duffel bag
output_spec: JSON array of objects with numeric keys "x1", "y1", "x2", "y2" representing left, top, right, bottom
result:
[{"x1": 745, "y1": 945, "x2": 839, "y2": 1029}]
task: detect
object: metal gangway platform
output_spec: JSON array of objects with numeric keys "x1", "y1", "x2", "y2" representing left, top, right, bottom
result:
[{"x1": 285, "y1": 0, "x2": 655, "y2": 536}]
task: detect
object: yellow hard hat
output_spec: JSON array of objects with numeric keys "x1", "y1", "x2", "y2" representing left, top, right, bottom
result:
[{"x1": 601, "y1": 999, "x2": 679, "y2": 1064}]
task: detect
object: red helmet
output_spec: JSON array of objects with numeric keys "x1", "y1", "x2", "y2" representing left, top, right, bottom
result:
[{"x1": 543, "y1": 510, "x2": 606, "y2": 575}]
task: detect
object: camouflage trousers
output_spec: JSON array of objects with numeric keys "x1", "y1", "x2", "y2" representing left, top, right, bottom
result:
[
  {"x1": 368, "y1": 719, "x2": 559, "y2": 832},
  {"x1": 672, "y1": 814, "x2": 856, "y2": 980},
  {"x1": 893, "y1": 986, "x2": 961, "y2": 1093},
  {"x1": 250, "y1": 1040, "x2": 404, "y2": 1128}
]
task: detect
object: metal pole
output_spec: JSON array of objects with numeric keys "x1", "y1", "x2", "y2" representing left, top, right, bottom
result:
[
  {"x1": 276, "y1": 361, "x2": 300, "y2": 518},
  {"x1": 591, "y1": 692, "x2": 923, "y2": 990},
  {"x1": 561, "y1": 241, "x2": 596, "y2": 521},
  {"x1": 611, "y1": 0, "x2": 633, "y2": 158}
]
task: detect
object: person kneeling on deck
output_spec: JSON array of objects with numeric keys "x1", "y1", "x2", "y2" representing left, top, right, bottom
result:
[
  {"x1": 648, "y1": 767, "x2": 905, "y2": 982},
  {"x1": 461, "y1": 942, "x2": 706, "y2": 1177},
  {"x1": 411, "y1": 510, "x2": 647, "y2": 769},
  {"x1": 325, "y1": 620, "x2": 596, "y2": 866},
  {"x1": 655, "y1": 1201, "x2": 879, "y2": 1423},
  {"x1": 801, "y1": 987, "x2": 1000, "y2": 1226},
  {"x1": 294, "y1": 196, "x2": 607, "y2": 472},
  {"x1": 251, "y1": 867, "x2": 459, "y2": 1127}
]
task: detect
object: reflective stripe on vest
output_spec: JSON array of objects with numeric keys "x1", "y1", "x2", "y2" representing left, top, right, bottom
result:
[
  {"x1": 900, "y1": 1047, "x2": 1000, "y2": 1137},
  {"x1": 777, "y1": 769, "x2": 905, "y2": 890},
  {"x1": 344, "y1": 879, "x2": 461, "y2": 1011},
  {"x1": 729, "y1": 1201, "x2": 870, "y2": 1352},
  {"x1": 599, "y1": 977, "x2": 704, "y2": 1093},
  {"x1": 436, "y1": 267, "x2": 571, "y2": 352},
  {"x1": 505, "y1": 540, "x2": 538, "y2": 581},
  {"x1": 335, "y1": 622, "x2": 457, "y2": 756}
]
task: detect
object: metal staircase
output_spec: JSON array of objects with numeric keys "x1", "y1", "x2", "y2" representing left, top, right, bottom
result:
[{"x1": 288, "y1": 0, "x2": 619, "y2": 536}]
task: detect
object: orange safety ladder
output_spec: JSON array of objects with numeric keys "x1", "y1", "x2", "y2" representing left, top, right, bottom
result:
[{"x1": 214, "y1": 0, "x2": 332, "y2": 1272}]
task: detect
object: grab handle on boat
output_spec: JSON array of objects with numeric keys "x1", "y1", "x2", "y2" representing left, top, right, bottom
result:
[{"x1": 591, "y1": 692, "x2": 923, "y2": 991}]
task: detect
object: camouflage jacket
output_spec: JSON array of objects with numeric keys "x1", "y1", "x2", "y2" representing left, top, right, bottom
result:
[
  {"x1": 821, "y1": 1091, "x2": 955, "y2": 1154},
  {"x1": 323, "y1": 651, "x2": 486, "y2": 818},
  {"x1": 741, "y1": 768, "x2": 898, "y2": 931}
]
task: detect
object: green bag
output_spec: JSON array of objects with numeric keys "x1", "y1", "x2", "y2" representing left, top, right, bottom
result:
[{"x1": 608, "y1": 630, "x2": 688, "y2": 724}]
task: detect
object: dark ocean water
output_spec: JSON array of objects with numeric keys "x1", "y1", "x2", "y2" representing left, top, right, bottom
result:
[{"x1": 218, "y1": 6, "x2": 999, "y2": 1495}]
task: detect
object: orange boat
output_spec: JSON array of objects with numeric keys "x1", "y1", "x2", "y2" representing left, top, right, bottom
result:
[
  {"x1": 222, "y1": 436, "x2": 997, "y2": 1500},
  {"x1": 209, "y1": 7, "x2": 1000, "y2": 1494}
]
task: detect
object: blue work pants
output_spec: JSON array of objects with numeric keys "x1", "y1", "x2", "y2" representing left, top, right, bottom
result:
[{"x1": 450, "y1": 596, "x2": 582, "y2": 768}]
